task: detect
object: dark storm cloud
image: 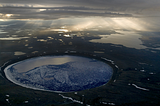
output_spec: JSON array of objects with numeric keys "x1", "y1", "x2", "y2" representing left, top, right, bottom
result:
[
  {"x1": 0, "y1": 5, "x2": 132, "y2": 20},
  {"x1": 1, "y1": 0, "x2": 160, "y2": 9},
  {"x1": 0, "y1": 0, "x2": 160, "y2": 19}
]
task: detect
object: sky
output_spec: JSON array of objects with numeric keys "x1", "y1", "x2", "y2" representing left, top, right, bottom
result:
[
  {"x1": 0, "y1": 0, "x2": 160, "y2": 33},
  {"x1": 0, "y1": 0, "x2": 160, "y2": 20}
]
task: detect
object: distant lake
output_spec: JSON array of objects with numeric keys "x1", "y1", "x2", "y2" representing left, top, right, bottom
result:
[
  {"x1": 90, "y1": 31, "x2": 147, "y2": 49},
  {"x1": 4, "y1": 55, "x2": 113, "y2": 92}
]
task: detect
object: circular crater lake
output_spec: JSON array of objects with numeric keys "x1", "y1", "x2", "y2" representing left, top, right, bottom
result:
[{"x1": 4, "y1": 55, "x2": 113, "y2": 92}]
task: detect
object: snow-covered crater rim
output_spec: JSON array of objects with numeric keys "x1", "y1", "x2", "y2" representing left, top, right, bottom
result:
[{"x1": 4, "y1": 55, "x2": 113, "y2": 92}]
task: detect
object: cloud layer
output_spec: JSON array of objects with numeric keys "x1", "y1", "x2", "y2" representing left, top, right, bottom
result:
[{"x1": 0, "y1": 0, "x2": 160, "y2": 20}]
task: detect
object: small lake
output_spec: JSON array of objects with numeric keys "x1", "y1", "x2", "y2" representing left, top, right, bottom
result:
[{"x1": 4, "y1": 55, "x2": 113, "y2": 92}]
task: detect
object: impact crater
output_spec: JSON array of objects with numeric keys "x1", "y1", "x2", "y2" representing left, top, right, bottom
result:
[{"x1": 4, "y1": 55, "x2": 113, "y2": 92}]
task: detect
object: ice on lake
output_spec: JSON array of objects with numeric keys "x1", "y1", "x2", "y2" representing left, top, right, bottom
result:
[{"x1": 4, "y1": 55, "x2": 113, "y2": 92}]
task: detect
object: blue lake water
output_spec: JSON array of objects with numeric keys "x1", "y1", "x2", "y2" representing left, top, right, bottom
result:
[{"x1": 4, "y1": 55, "x2": 113, "y2": 92}]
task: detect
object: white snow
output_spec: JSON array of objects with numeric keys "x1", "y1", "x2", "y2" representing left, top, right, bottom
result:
[
  {"x1": 102, "y1": 102, "x2": 115, "y2": 105},
  {"x1": 149, "y1": 72, "x2": 155, "y2": 75},
  {"x1": 24, "y1": 101, "x2": 29, "y2": 103},
  {"x1": 59, "y1": 94, "x2": 83, "y2": 104},
  {"x1": 115, "y1": 65, "x2": 119, "y2": 69},
  {"x1": 132, "y1": 84, "x2": 149, "y2": 91},
  {"x1": 108, "y1": 103, "x2": 116, "y2": 105},
  {"x1": 6, "y1": 99, "x2": 9, "y2": 103},
  {"x1": 140, "y1": 70, "x2": 145, "y2": 72},
  {"x1": 101, "y1": 57, "x2": 116, "y2": 65},
  {"x1": 6, "y1": 95, "x2": 9, "y2": 97},
  {"x1": 102, "y1": 102, "x2": 108, "y2": 104}
]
